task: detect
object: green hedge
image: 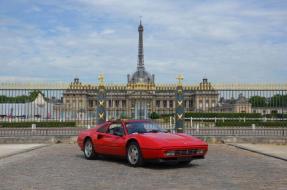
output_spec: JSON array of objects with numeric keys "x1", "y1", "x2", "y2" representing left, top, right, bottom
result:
[
  {"x1": 161, "y1": 112, "x2": 262, "y2": 118},
  {"x1": 264, "y1": 114, "x2": 287, "y2": 118},
  {"x1": 216, "y1": 121, "x2": 287, "y2": 127},
  {"x1": 0, "y1": 121, "x2": 77, "y2": 128},
  {"x1": 185, "y1": 112, "x2": 262, "y2": 118}
]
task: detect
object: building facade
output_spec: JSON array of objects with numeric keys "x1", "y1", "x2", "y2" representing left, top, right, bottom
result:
[{"x1": 216, "y1": 93, "x2": 252, "y2": 113}]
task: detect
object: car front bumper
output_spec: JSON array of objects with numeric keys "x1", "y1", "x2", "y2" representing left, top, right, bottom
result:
[{"x1": 141, "y1": 145, "x2": 208, "y2": 161}]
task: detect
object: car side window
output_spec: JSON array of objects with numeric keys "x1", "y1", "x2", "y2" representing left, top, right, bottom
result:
[
  {"x1": 126, "y1": 123, "x2": 146, "y2": 134},
  {"x1": 97, "y1": 125, "x2": 108, "y2": 133},
  {"x1": 107, "y1": 123, "x2": 124, "y2": 136}
]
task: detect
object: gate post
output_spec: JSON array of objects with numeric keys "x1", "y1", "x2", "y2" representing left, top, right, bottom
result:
[
  {"x1": 96, "y1": 74, "x2": 106, "y2": 124},
  {"x1": 175, "y1": 74, "x2": 185, "y2": 133}
]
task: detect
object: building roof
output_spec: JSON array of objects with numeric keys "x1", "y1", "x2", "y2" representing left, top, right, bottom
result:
[{"x1": 129, "y1": 70, "x2": 154, "y2": 84}]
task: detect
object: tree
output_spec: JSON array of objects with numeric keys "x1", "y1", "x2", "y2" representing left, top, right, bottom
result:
[
  {"x1": 269, "y1": 94, "x2": 287, "y2": 107},
  {"x1": 149, "y1": 112, "x2": 160, "y2": 119},
  {"x1": 28, "y1": 90, "x2": 43, "y2": 101},
  {"x1": 120, "y1": 112, "x2": 127, "y2": 119},
  {"x1": 0, "y1": 90, "x2": 43, "y2": 103},
  {"x1": 249, "y1": 96, "x2": 267, "y2": 107}
]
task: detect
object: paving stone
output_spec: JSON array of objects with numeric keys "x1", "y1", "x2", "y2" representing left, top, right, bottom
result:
[{"x1": 0, "y1": 144, "x2": 286, "y2": 190}]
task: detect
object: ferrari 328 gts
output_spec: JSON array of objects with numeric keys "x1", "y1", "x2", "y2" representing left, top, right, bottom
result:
[{"x1": 77, "y1": 120, "x2": 208, "y2": 166}]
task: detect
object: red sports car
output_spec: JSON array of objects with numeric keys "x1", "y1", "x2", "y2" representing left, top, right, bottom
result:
[{"x1": 77, "y1": 120, "x2": 208, "y2": 166}]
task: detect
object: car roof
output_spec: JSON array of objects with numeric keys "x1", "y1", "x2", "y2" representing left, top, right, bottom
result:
[{"x1": 106, "y1": 119, "x2": 151, "y2": 124}]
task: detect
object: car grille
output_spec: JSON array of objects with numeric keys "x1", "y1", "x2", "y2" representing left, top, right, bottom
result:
[{"x1": 175, "y1": 149, "x2": 198, "y2": 156}]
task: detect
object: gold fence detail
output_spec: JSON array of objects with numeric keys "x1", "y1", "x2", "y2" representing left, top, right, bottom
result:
[{"x1": 0, "y1": 82, "x2": 287, "y2": 90}]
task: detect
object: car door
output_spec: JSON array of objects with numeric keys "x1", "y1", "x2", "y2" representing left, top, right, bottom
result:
[
  {"x1": 98, "y1": 123, "x2": 126, "y2": 156},
  {"x1": 92, "y1": 124, "x2": 108, "y2": 154}
]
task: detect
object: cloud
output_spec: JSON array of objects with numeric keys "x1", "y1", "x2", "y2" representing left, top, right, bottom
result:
[
  {"x1": 100, "y1": 29, "x2": 115, "y2": 35},
  {"x1": 0, "y1": 0, "x2": 286, "y2": 84},
  {"x1": 0, "y1": 76, "x2": 46, "y2": 82}
]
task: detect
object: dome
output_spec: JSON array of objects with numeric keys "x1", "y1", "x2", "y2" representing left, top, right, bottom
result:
[{"x1": 129, "y1": 70, "x2": 154, "y2": 84}]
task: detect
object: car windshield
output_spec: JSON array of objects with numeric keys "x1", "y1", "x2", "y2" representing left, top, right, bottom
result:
[{"x1": 126, "y1": 122, "x2": 165, "y2": 134}]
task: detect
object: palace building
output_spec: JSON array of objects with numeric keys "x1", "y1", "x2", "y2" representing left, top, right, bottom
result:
[{"x1": 63, "y1": 21, "x2": 219, "y2": 119}]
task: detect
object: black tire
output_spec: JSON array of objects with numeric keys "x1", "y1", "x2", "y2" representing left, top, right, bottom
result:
[
  {"x1": 84, "y1": 138, "x2": 97, "y2": 160},
  {"x1": 178, "y1": 160, "x2": 192, "y2": 166},
  {"x1": 126, "y1": 142, "x2": 144, "y2": 167}
]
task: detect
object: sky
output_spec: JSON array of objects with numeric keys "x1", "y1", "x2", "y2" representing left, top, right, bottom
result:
[{"x1": 0, "y1": 0, "x2": 287, "y2": 84}]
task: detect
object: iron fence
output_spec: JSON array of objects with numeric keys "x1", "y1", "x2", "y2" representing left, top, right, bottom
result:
[
  {"x1": 0, "y1": 86, "x2": 286, "y2": 127},
  {"x1": 0, "y1": 127, "x2": 286, "y2": 137},
  {"x1": 0, "y1": 127, "x2": 85, "y2": 137},
  {"x1": 185, "y1": 127, "x2": 287, "y2": 137}
]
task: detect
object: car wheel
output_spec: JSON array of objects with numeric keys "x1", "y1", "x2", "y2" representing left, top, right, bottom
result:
[
  {"x1": 84, "y1": 138, "x2": 97, "y2": 160},
  {"x1": 127, "y1": 142, "x2": 143, "y2": 167}
]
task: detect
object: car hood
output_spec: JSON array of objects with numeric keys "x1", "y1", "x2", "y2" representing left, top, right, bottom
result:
[{"x1": 139, "y1": 132, "x2": 207, "y2": 148}]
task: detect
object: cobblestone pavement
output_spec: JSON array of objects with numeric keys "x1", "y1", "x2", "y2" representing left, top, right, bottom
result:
[
  {"x1": 231, "y1": 144, "x2": 287, "y2": 160},
  {"x1": 0, "y1": 144, "x2": 47, "y2": 159},
  {"x1": 0, "y1": 144, "x2": 286, "y2": 190}
]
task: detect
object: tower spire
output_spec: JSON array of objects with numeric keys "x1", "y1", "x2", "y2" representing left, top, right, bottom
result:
[
  {"x1": 137, "y1": 19, "x2": 144, "y2": 71},
  {"x1": 127, "y1": 21, "x2": 155, "y2": 84}
]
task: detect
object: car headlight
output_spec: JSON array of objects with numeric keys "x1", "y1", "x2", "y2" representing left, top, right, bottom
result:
[{"x1": 165, "y1": 151, "x2": 175, "y2": 156}]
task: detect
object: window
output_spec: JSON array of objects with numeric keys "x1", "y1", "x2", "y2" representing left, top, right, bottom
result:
[
  {"x1": 97, "y1": 125, "x2": 108, "y2": 133},
  {"x1": 115, "y1": 100, "x2": 119, "y2": 107},
  {"x1": 205, "y1": 100, "x2": 209, "y2": 108},
  {"x1": 189, "y1": 100, "x2": 193, "y2": 108},
  {"x1": 122, "y1": 100, "x2": 126, "y2": 107},
  {"x1": 89, "y1": 100, "x2": 93, "y2": 107},
  {"x1": 163, "y1": 100, "x2": 167, "y2": 108},
  {"x1": 199, "y1": 100, "x2": 203, "y2": 108},
  {"x1": 109, "y1": 100, "x2": 112, "y2": 107},
  {"x1": 156, "y1": 100, "x2": 160, "y2": 108},
  {"x1": 212, "y1": 100, "x2": 215, "y2": 107},
  {"x1": 169, "y1": 100, "x2": 173, "y2": 108},
  {"x1": 126, "y1": 122, "x2": 164, "y2": 134},
  {"x1": 107, "y1": 123, "x2": 124, "y2": 136}
]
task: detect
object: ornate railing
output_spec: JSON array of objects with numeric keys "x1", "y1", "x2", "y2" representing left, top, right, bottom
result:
[
  {"x1": 184, "y1": 127, "x2": 287, "y2": 137},
  {"x1": 0, "y1": 84, "x2": 286, "y2": 126},
  {"x1": 0, "y1": 127, "x2": 85, "y2": 137},
  {"x1": 0, "y1": 127, "x2": 286, "y2": 137},
  {"x1": 1, "y1": 82, "x2": 287, "y2": 90}
]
